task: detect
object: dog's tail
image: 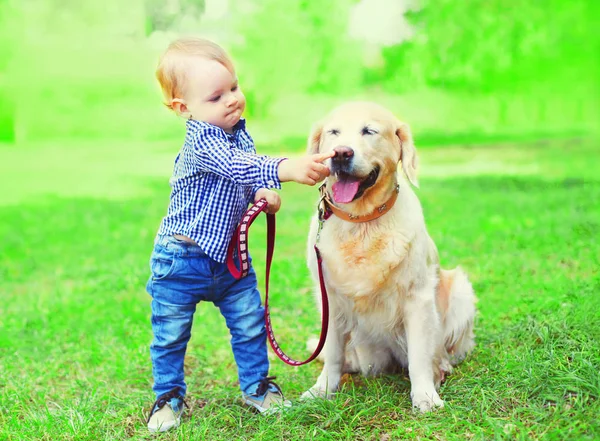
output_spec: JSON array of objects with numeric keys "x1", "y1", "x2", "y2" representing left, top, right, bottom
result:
[{"x1": 437, "y1": 267, "x2": 477, "y2": 365}]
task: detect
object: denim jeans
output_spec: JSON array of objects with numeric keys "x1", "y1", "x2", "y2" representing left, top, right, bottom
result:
[{"x1": 146, "y1": 235, "x2": 269, "y2": 398}]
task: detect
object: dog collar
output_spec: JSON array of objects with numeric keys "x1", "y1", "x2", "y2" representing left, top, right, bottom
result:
[{"x1": 318, "y1": 183, "x2": 400, "y2": 223}]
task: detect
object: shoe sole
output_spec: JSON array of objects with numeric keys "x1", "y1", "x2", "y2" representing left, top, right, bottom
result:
[
  {"x1": 243, "y1": 398, "x2": 291, "y2": 415},
  {"x1": 148, "y1": 418, "x2": 181, "y2": 433},
  {"x1": 244, "y1": 398, "x2": 272, "y2": 414}
]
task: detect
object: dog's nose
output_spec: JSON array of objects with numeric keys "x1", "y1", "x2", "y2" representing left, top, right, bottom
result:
[{"x1": 332, "y1": 146, "x2": 354, "y2": 163}]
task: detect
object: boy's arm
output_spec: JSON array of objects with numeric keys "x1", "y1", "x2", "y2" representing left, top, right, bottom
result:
[
  {"x1": 251, "y1": 184, "x2": 264, "y2": 200},
  {"x1": 253, "y1": 188, "x2": 281, "y2": 214},
  {"x1": 192, "y1": 129, "x2": 284, "y2": 189},
  {"x1": 191, "y1": 128, "x2": 333, "y2": 188}
]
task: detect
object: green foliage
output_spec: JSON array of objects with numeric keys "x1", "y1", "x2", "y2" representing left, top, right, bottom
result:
[
  {"x1": 144, "y1": 0, "x2": 205, "y2": 35},
  {"x1": 378, "y1": 0, "x2": 600, "y2": 94},
  {"x1": 0, "y1": 0, "x2": 597, "y2": 142},
  {"x1": 0, "y1": 0, "x2": 15, "y2": 141},
  {"x1": 231, "y1": 0, "x2": 363, "y2": 118}
]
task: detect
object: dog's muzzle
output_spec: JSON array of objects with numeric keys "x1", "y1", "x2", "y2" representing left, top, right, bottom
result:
[{"x1": 330, "y1": 146, "x2": 355, "y2": 175}]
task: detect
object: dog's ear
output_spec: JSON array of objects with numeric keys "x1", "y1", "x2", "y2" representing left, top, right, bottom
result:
[
  {"x1": 307, "y1": 122, "x2": 324, "y2": 154},
  {"x1": 396, "y1": 121, "x2": 419, "y2": 188}
]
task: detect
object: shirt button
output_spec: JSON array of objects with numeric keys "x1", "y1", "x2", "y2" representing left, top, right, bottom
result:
[{"x1": 267, "y1": 180, "x2": 275, "y2": 186}]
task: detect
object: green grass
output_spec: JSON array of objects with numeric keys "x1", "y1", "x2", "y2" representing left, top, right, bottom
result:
[{"x1": 1, "y1": 138, "x2": 599, "y2": 440}]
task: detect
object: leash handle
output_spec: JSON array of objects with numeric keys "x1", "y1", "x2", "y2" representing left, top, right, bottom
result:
[
  {"x1": 226, "y1": 199, "x2": 268, "y2": 279},
  {"x1": 226, "y1": 199, "x2": 329, "y2": 366}
]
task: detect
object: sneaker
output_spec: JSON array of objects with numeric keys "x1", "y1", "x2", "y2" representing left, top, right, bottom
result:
[
  {"x1": 243, "y1": 376, "x2": 292, "y2": 414},
  {"x1": 147, "y1": 387, "x2": 187, "y2": 433}
]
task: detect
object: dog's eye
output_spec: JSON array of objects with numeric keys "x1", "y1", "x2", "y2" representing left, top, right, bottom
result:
[
  {"x1": 328, "y1": 129, "x2": 340, "y2": 136},
  {"x1": 361, "y1": 127, "x2": 378, "y2": 136}
]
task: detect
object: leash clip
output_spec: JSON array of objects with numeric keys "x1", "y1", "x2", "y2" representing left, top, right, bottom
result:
[
  {"x1": 318, "y1": 181, "x2": 327, "y2": 198},
  {"x1": 316, "y1": 200, "x2": 326, "y2": 243},
  {"x1": 315, "y1": 182, "x2": 329, "y2": 243}
]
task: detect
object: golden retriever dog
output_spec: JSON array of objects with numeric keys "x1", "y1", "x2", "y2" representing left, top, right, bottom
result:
[{"x1": 301, "y1": 102, "x2": 476, "y2": 412}]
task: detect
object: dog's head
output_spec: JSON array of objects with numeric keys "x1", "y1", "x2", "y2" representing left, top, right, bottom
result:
[{"x1": 308, "y1": 102, "x2": 418, "y2": 212}]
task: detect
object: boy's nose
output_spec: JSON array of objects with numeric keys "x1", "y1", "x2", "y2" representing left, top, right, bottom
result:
[{"x1": 226, "y1": 94, "x2": 238, "y2": 107}]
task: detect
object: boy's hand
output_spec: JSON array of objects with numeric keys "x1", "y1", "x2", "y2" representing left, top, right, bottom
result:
[
  {"x1": 254, "y1": 188, "x2": 281, "y2": 214},
  {"x1": 277, "y1": 152, "x2": 334, "y2": 186}
]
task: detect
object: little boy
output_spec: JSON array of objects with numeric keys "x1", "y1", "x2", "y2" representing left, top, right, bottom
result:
[{"x1": 146, "y1": 37, "x2": 333, "y2": 432}]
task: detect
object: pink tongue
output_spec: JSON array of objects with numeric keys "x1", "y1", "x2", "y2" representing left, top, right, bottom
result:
[{"x1": 332, "y1": 179, "x2": 361, "y2": 204}]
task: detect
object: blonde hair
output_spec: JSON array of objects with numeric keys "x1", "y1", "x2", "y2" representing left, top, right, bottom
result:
[{"x1": 156, "y1": 37, "x2": 236, "y2": 110}]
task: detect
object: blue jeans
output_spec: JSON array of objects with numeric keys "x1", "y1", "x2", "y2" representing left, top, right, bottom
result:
[{"x1": 146, "y1": 235, "x2": 269, "y2": 398}]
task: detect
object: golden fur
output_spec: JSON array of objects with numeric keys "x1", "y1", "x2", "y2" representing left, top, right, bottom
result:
[{"x1": 302, "y1": 102, "x2": 477, "y2": 412}]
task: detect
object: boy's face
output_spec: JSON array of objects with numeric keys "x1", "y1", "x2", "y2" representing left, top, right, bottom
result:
[{"x1": 177, "y1": 57, "x2": 246, "y2": 132}]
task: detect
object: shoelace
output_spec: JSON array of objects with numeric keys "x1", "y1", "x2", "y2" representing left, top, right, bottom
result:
[
  {"x1": 254, "y1": 376, "x2": 283, "y2": 397},
  {"x1": 146, "y1": 386, "x2": 188, "y2": 423}
]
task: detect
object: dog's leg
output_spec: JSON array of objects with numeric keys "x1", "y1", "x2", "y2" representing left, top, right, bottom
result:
[
  {"x1": 301, "y1": 311, "x2": 347, "y2": 400},
  {"x1": 438, "y1": 268, "x2": 477, "y2": 365},
  {"x1": 403, "y1": 293, "x2": 445, "y2": 412}
]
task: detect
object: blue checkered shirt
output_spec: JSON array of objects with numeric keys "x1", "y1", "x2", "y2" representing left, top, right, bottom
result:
[{"x1": 157, "y1": 118, "x2": 284, "y2": 262}]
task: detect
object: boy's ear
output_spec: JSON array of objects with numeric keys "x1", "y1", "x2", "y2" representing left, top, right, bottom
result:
[
  {"x1": 395, "y1": 120, "x2": 419, "y2": 188},
  {"x1": 171, "y1": 99, "x2": 190, "y2": 118}
]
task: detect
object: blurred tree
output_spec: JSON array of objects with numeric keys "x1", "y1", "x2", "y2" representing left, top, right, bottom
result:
[
  {"x1": 377, "y1": 0, "x2": 600, "y2": 96},
  {"x1": 18, "y1": 0, "x2": 146, "y2": 38},
  {"x1": 6, "y1": 0, "x2": 596, "y2": 142},
  {"x1": 0, "y1": 0, "x2": 17, "y2": 143},
  {"x1": 144, "y1": 0, "x2": 205, "y2": 35},
  {"x1": 14, "y1": 0, "x2": 149, "y2": 142},
  {"x1": 231, "y1": 0, "x2": 362, "y2": 118}
]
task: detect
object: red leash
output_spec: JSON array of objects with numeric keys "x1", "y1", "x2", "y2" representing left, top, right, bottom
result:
[{"x1": 226, "y1": 199, "x2": 329, "y2": 366}]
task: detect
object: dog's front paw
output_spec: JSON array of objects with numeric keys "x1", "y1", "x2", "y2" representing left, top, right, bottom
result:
[
  {"x1": 411, "y1": 389, "x2": 444, "y2": 412},
  {"x1": 300, "y1": 386, "x2": 333, "y2": 401}
]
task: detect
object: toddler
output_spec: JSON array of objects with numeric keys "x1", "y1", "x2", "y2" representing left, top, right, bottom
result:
[{"x1": 146, "y1": 37, "x2": 332, "y2": 432}]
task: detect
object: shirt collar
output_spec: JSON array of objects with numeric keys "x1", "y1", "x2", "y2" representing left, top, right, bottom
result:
[
  {"x1": 186, "y1": 118, "x2": 246, "y2": 136},
  {"x1": 232, "y1": 118, "x2": 246, "y2": 131}
]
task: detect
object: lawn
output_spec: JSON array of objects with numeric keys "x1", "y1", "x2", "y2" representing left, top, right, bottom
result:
[{"x1": 0, "y1": 138, "x2": 598, "y2": 440}]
